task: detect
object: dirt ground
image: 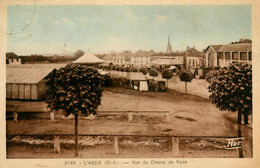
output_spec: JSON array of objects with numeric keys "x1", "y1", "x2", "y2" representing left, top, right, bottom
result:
[
  {"x1": 7, "y1": 142, "x2": 238, "y2": 158},
  {"x1": 6, "y1": 87, "x2": 252, "y2": 158}
]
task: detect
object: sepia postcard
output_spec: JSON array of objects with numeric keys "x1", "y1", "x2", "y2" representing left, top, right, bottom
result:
[{"x1": 0, "y1": 0, "x2": 260, "y2": 168}]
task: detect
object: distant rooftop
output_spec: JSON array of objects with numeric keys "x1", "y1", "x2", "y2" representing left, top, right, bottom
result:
[
  {"x1": 6, "y1": 64, "x2": 67, "y2": 84},
  {"x1": 6, "y1": 52, "x2": 19, "y2": 59},
  {"x1": 219, "y1": 43, "x2": 252, "y2": 52},
  {"x1": 205, "y1": 43, "x2": 252, "y2": 53}
]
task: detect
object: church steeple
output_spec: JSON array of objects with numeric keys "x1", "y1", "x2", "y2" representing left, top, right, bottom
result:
[{"x1": 167, "y1": 36, "x2": 172, "y2": 53}]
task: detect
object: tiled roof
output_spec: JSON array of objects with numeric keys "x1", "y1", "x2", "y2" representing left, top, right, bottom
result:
[
  {"x1": 6, "y1": 63, "x2": 67, "y2": 69},
  {"x1": 7, "y1": 69, "x2": 53, "y2": 84},
  {"x1": 210, "y1": 45, "x2": 223, "y2": 52},
  {"x1": 6, "y1": 52, "x2": 19, "y2": 59},
  {"x1": 6, "y1": 64, "x2": 67, "y2": 84},
  {"x1": 219, "y1": 43, "x2": 252, "y2": 52}
]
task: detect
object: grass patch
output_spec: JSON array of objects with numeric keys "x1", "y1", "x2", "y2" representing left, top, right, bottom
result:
[{"x1": 103, "y1": 86, "x2": 209, "y2": 103}]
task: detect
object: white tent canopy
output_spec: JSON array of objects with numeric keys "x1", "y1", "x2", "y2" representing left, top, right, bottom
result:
[
  {"x1": 169, "y1": 66, "x2": 176, "y2": 70},
  {"x1": 72, "y1": 53, "x2": 104, "y2": 64}
]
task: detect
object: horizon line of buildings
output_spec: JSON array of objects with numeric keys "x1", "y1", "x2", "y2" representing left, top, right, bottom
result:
[{"x1": 6, "y1": 37, "x2": 252, "y2": 69}]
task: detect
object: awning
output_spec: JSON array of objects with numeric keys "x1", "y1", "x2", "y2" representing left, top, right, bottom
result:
[{"x1": 125, "y1": 72, "x2": 146, "y2": 80}]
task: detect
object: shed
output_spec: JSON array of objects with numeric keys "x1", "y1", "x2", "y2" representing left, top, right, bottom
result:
[
  {"x1": 6, "y1": 64, "x2": 66, "y2": 100},
  {"x1": 125, "y1": 72, "x2": 148, "y2": 91}
]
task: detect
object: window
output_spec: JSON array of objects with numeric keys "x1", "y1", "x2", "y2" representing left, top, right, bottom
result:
[
  {"x1": 225, "y1": 52, "x2": 231, "y2": 60},
  {"x1": 232, "y1": 52, "x2": 238, "y2": 60},
  {"x1": 240, "y1": 52, "x2": 247, "y2": 60},
  {"x1": 218, "y1": 52, "x2": 224, "y2": 59},
  {"x1": 249, "y1": 52, "x2": 252, "y2": 61}
]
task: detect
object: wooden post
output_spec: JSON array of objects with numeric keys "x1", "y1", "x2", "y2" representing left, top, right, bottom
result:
[
  {"x1": 54, "y1": 136, "x2": 61, "y2": 153},
  {"x1": 128, "y1": 112, "x2": 133, "y2": 121},
  {"x1": 50, "y1": 111, "x2": 55, "y2": 121},
  {"x1": 185, "y1": 82, "x2": 187, "y2": 93},
  {"x1": 172, "y1": 137, "x2": 179, "y2": 156},
  {"x1": 114, "y1": 136, "x2": 119, "y2": 154},
  {"x1": 238, "y1": 111, "x2": 244, "y2": 158},
  {"x1": 75, "y1": 112, "x2": 79, "y2": 157},
  {"x1": 13, "y1": 112, "x2": 18, "y2": 122}
]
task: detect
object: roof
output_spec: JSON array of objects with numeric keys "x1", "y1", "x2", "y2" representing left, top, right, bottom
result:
[
  {"x1": 219, "y1": 43, "x2": 252, "y2": 52},
  {"x1": 112, "y1": 55, "x2": 125, "y2": 60},
  {"x1": 151, "y1": 58, "x2": 183, "y2": 65},
  {"x1": 6, "y1": 64, "x2": 67, "y2": 84},
  {"x1": 6, "y1": 52, "x2": 19, "y2": 59},
  {"x1": 6, "y1": 63, "x2": 67, "y2": 69},
  {"x1": 134, "y1": 50, "x2": 154, "y2": 57},
  {"x1": 204, "y1": 43, "x2": 252, "y2": 53},
  {"x1": 7, "y1": 69, "x2": 54, "y2": 84},
  {"x1": 73, "y1": 54, "x2": 104, "y2": 64},
  {"x1": 125, "y1": 72, "x2": 146, "y2": 80},
  {"x1": 152, "y1": 52, "x2": 185, "y2": 57},
  {"x1": 210, "y1": 45, "x2": 223, "y2": 52}
]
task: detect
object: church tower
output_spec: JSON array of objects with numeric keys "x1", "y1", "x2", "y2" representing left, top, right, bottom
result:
[{"x1": 167, "y1": 36, "x2": 172, "y2": 53}]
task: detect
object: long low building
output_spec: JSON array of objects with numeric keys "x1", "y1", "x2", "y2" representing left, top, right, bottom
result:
[
  {"x1": 204, "y1": 43, "x2": 252, "y2": 68},
  {"x1": 6, "y1": 64, "x2": 66, "y2": 100}
]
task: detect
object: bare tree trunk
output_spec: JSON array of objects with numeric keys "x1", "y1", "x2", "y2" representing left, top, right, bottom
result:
[
  {"x1": 185, "y1": 82, "x2": 187, "y2": 93},
  {"x1": 75, "y1": 112, "x2": 79, "y2": 157},
  {"x1": 243, "y1": 112, "x2": 249, "y2": 125},
  {"x1": 238, "y1": 111, "x2": 244, "y2": 158}
]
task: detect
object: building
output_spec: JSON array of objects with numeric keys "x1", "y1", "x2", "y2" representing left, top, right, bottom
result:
[
  {"x1": 110, "y1": 51, "x2": 133, "y2": 66},
  {"x1": 131, "y1": 50, "x2": 154, "y2": 67},
  {"x1": 112, "y1": 55, "x2": 126, "y2": 66},
  {"x1": 204, "y1": 43, "x2": 252, "y2": 68},
  {"x1": 184, "y1": 46, "x2": 204, "y2": 68},
  {"x1": 6, "y1": 52, "x2": 22, "y2": 65},
  {"x1": 6, "y1": 64, "x2": 66, "y2": 100}
]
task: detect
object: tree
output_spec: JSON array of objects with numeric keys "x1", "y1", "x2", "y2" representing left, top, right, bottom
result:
[
  {"x1": 45, "y1": 64, "x2": 103, "y2": 156},
  {"x1": 131, "y1": 67, "x2": 138, "y2": 72},
  {"x1": 162, "y1": 69, "x2": 173, "y2": 88},
  {"x1": 124, "y1": 67, "x2": 131, "y2": 72},
  {"x1": 141, "y1": 68, "x2": 148, "y2": 75},
  {"x1": 149, "y1": 68, "x2": 158, "y2": 79},
  {"x1": 206, "y1": 63, "x2": 252, "y2": 158},
  {"x1": 230, "y1": 38, "x2": 252, "y2": 44},
  {"x1": 179, "y1": 69, "x2": 193, "y2": 93},
  {"x1": 206, "y1": 63, "x2": 252, "y2": 125},
  {"x1": 74, "y1": 50, "x2": 85, "y2": 58}
]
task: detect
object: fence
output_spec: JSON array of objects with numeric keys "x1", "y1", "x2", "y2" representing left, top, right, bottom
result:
[
  {"x1": 97, "y1": 111, "x2": 170, "y2": 121},
  {"x1": 7, "y1": 133, "x2": 239, "y2": 156},
  {"x1": 9, "y1": 110, "x2": 170, "y2": 122}
]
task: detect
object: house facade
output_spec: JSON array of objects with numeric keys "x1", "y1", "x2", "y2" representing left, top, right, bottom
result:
[
  {"x1": 131, "y1": 56, "x2": 151, "y2": 67},
  {"x1": 131, "y1": 50, "x2": 154, "y2": 67},
  {"x1": 185, "y1": 56, "x2": 201, "y2": 68},
  {"x1": 112, "y1": 55, "x2": 125, "y2": 66},
  {"x1": 6, "y1": 52, "x2": 22, "y2": 65},
  {"x1": 204, "y1": 43, "x2": 252, "y2": 68}
]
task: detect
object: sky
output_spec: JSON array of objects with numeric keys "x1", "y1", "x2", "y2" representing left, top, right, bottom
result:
[{"x1": 7, "y1": 5, "x2": 251, "y2": 55}]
